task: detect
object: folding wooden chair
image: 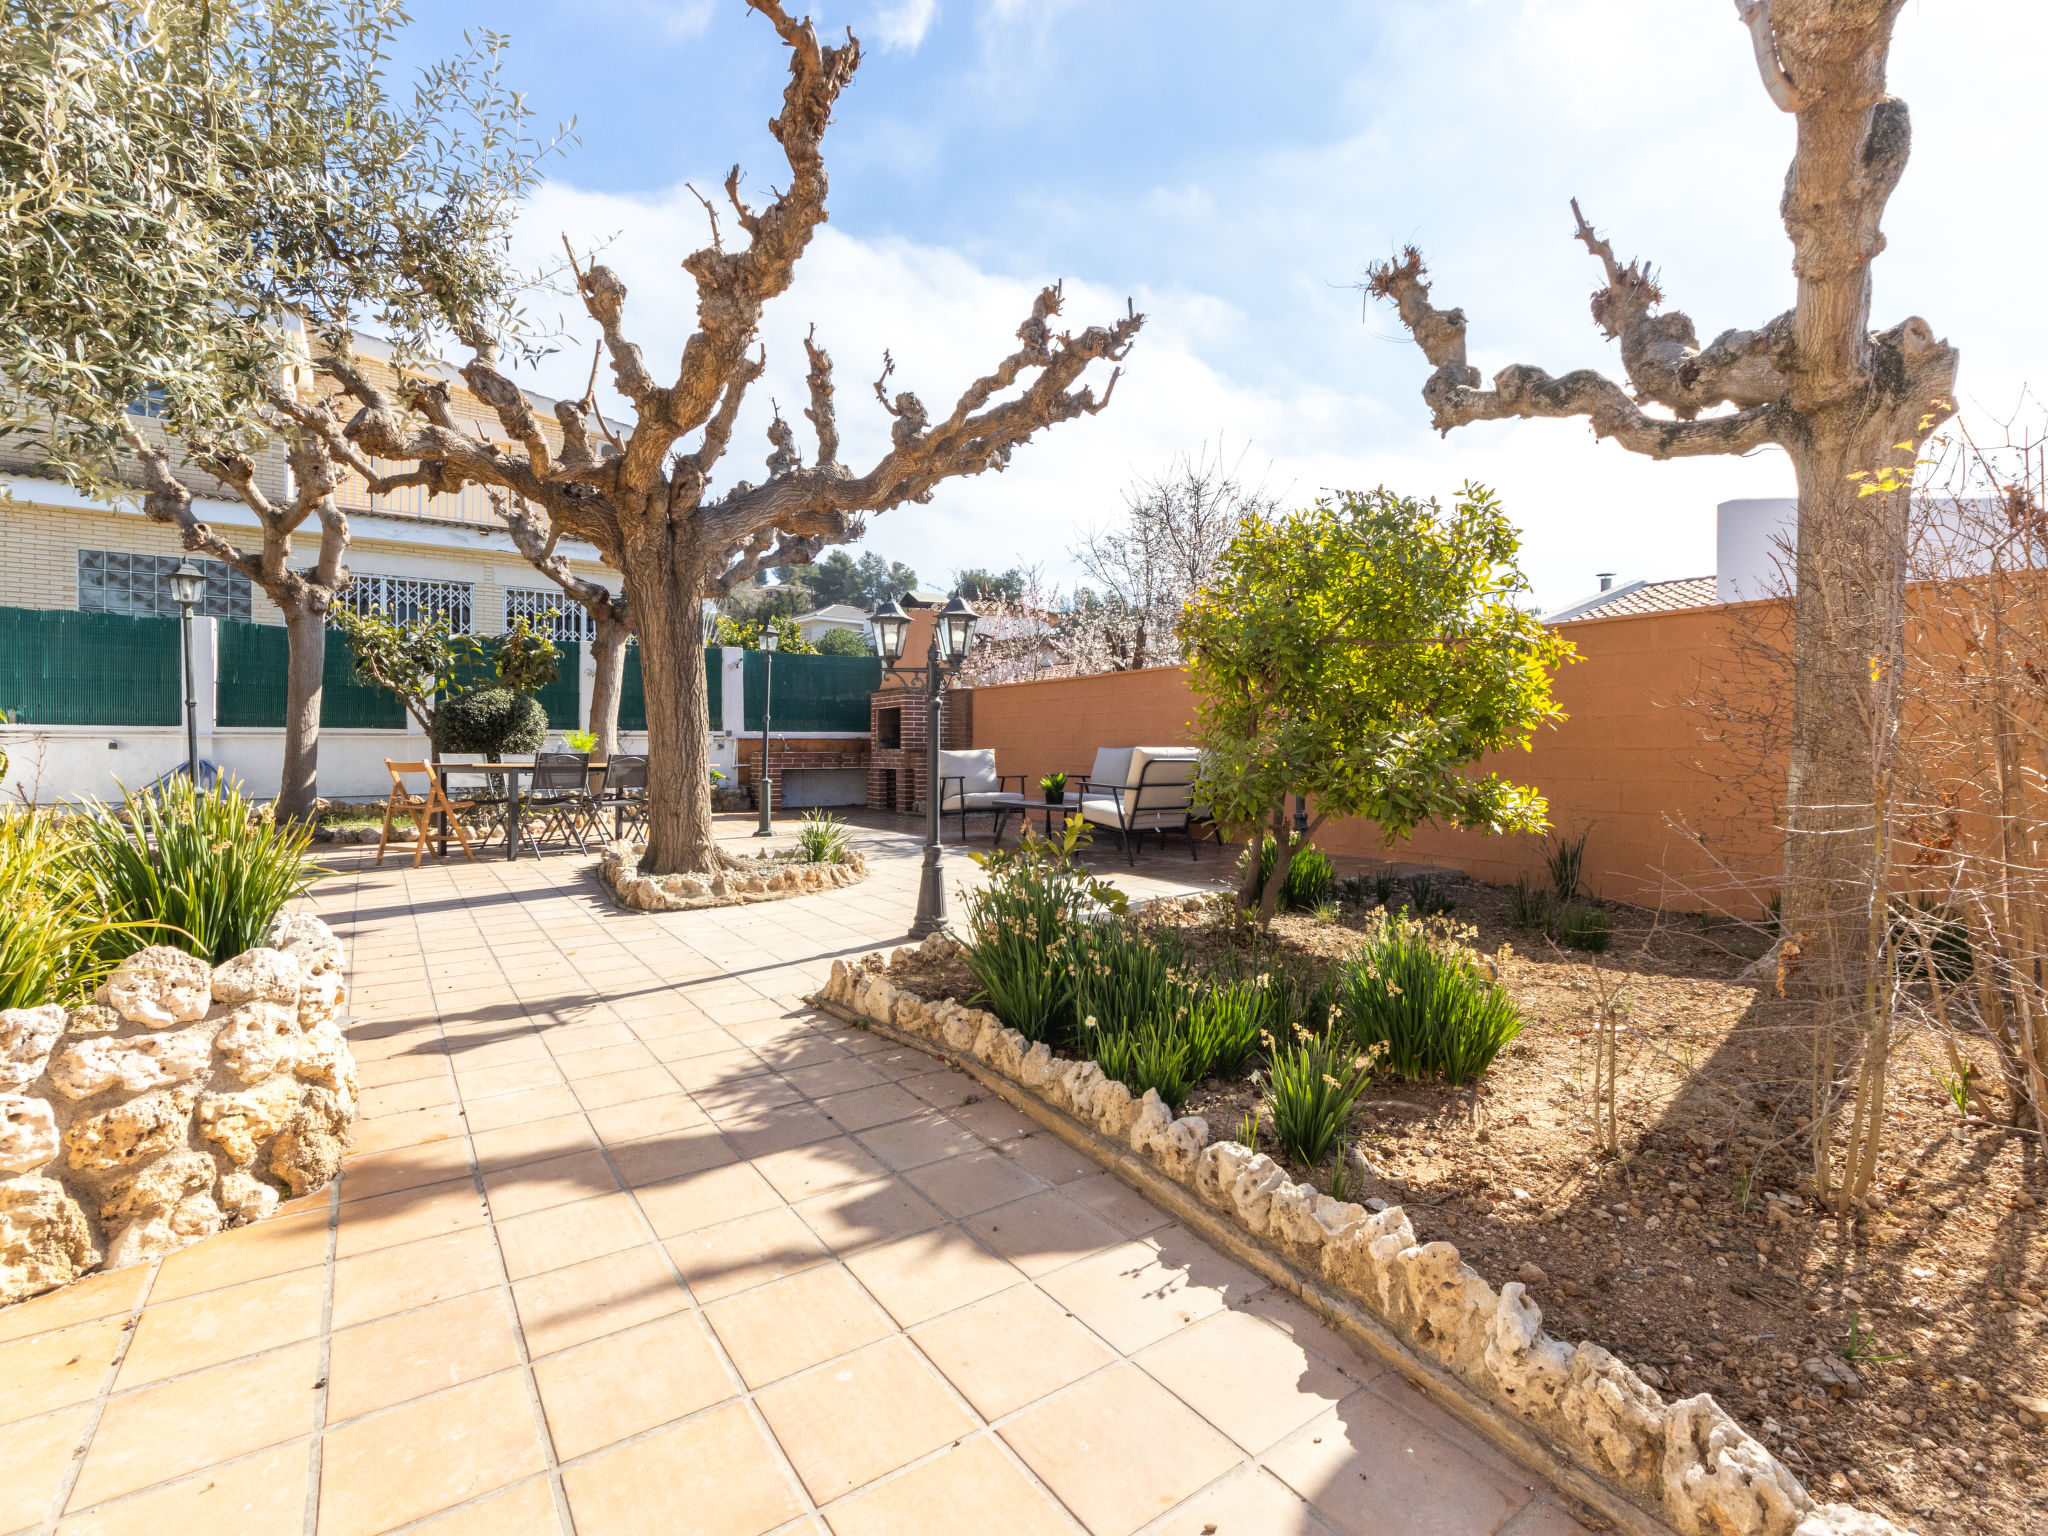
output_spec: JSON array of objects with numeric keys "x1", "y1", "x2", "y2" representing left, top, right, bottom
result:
[{"x1": 377, "y1": 760, "x2": 480, "y2": 868}]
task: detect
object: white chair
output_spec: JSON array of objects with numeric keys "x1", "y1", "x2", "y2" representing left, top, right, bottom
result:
[
  {"x1": 937, "y1": 748, "x2": 1025, "y2": 844},
  {"x1": 1077, "y1": 745, "x2": 1204, "y2": 864}
]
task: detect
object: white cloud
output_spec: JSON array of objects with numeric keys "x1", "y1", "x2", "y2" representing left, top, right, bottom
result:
[
  {"x1": 630, "y1": 0, "x2": 714, "y2": 42},
  {"x1": 872, "y1": 0, "x2": 938, "y2": 52}
]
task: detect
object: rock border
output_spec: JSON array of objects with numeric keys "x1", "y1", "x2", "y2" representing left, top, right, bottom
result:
[
  {"x1": 598, "y1": 841, "x2": 867, "y2": 911},
  {"x1": 813, "y1": 944, "x2": 1912, "y2": 1536},
  {"x1": 1, "y1": 914, "x2": 359, "y2": 1307}
]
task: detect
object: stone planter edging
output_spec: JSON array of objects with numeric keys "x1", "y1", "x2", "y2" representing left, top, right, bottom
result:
[
  {"x1": 600, "y1": 841, "x2": 867, "y2": 911},
  {"x1": 813, "y1": 948, "x2": 1910, "y2": 1536},
  {"x1": 0, "y1": 914, "x2": 359, "y2": 1308}
]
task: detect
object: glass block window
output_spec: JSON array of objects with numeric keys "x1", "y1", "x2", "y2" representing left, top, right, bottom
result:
[
  {"x1": 505, "y1": 587, "x2": 596, "y2": 642},
  {"x1": 78, "y1": 550, "x2": 252, "y2": 620},
  {"x1": 337, "y1": 574, "x2": 474, "y2": 633}
]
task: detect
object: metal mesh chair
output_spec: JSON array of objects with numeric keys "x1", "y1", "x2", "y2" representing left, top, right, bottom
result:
[
  {"x1": 523, "y1": 752, "x2": 599, "y2": 855},
  {"x1": 598, "y1": 754, "x2": 649, "y2": 842}
]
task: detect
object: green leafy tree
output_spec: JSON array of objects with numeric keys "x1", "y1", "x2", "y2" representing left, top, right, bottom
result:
[
  {"x1": 813, "y1": 626, "x2": 874, "y2": 656},
  {"x1": 709, "y1": 613, "x2": 818, "y2": 653},
  {"x1": 953, "y1": 567, "x2": 1027, "y2": 603},
  {"x1": 329, "y1": 607, "x2": 484, "y2": 743},
  {"x1": 493, "y1": 617, "x2": 563, "y2": 693},
  {"x1": 0, "y1": 0, "x2": 559, "y2": 820},
  {"x1": 800, "y1": 550, "x2": 919, "y2": 610},
  {"x1": 1183, "y1": 485, "x2": 1572, "y2": 924},
  {"x1": 433, "y1": 689, "x2": 547, "y2": 762}
]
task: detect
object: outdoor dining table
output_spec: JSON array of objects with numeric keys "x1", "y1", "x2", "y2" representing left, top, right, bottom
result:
[{"x1": 429, "y1": 759, "x2": 605, "y2": 861}]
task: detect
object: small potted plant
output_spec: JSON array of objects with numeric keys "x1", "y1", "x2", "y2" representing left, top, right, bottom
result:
[{"x1": 1039, "y1": 771, "x2": 1068, "y2": 806}]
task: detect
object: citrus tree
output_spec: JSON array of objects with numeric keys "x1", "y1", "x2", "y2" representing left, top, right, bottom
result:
[{"x1": 1183, "y1": 485, "x2": 1572, "y2": 923}]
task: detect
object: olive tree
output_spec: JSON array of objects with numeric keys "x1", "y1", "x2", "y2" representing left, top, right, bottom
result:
[
  {"x1": 325, "y1": 1, "x2": 1144, "y2": 876},
  {"x1": 1183, "y1": 486, "x2": 1570, "y2": 924},
  {"x1": 0, "y1": 0, "x2": 554, "y2": 819},
  {"x1": 1366, "y1": 1, "x2": 1956, "y2": 972}
]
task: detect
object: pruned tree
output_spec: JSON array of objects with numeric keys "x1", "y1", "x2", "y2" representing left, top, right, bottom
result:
[
  {"x1": 1366, "y1": 0, "x2": 1958, "y2": 976},
  {"x1": 491, "y1": 489, "x2": 634, "y2": 758},
  {"x1": 1, "y1": 0, "x2": 554, "y2": 820},
  {"x1": 327, "y1": 1, "x2": 1143, "y2": 876}
]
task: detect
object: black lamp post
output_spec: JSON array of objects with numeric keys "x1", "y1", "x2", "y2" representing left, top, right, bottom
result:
[
  {"x1": 169, "y1": 560, "x2": 204, "y2": 784},
  {"x1": 869, "y1": 593, "x2": 978, "y2": 937},
  {"x1": 754, "y1": 624, "x2": 779, "y2": 837}
]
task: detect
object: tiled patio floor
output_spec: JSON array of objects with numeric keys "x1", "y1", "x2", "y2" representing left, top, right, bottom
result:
[{"x1": 1, "y1": 816, "x2": 1589, "y2": 1536}]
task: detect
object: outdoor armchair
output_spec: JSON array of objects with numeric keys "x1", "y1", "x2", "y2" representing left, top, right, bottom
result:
[
  {"x1": 936, "y1": 748, "x2": 1028, "y2": 845},
  {"x1": 1076, "y1": 745, "x2": 1204, "y2": 864}
]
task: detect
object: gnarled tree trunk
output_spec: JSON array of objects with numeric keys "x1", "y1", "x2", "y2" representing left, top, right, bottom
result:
[
  {"x1": 278, "y1": 605, "x2": 328, "y2": 820},
  {"x1": 588, "y1": 609, "x2": 630, "y2": 759}
]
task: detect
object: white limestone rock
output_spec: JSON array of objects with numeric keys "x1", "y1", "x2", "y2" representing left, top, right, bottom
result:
[
  {"x1": 213, "y1": 1002, "x2": 302, "y2": 1084},
  {"x1": 63, "y1": 1086, "x2": 199, "y2": 1174},
  {"x1": 1229, "y1": 1154, "x2": 1289, "y2": 1235},
  {"x1": 209, "y1": 947, "x2": 303, "y2": 1006},
  {"x1": 1485, "y1": 1282, "x2": 1577, "y2": 1423},
  {"x1": 1057, "y1": 1060, "x2": 1106, "y2": 1118},
  {"x1": 1663, "y1": 1394, "x2": 1811, "y2": 1536},
  {"x1": 1267, "y1": 1179, "x2": 1326, "y2": 1249},
  {"x1": 0, "y1": 1175, "x2": 99, "y2": 1306},
  {"x1": 989, "y1": 1028, "x2": 1028, "y2": 1077},
  {"x1": 1091, "y1": 1078, "x2": 1142, "y2": 1141},
  {"x1": 292, "y1": 1021, "x2": 356, "y2": 1096},
  {"x1": 98, "y1": 1148, "x2": 220, "y2": 1268},
  {"x1": 1018, "y1": 1043, "x2": 1060, "y2": 1090},
  {"x1": 1312, "y1": 1194, "x2": 1368, "y2": 1244},
  {"x1": 1395, "y1": 1241, "x2": 1498, "y2": 1382},
  {"x1": 1195, "y1": 1141, "x2": 1258, "y2": 1210},
  {"x1": 0, "y1": 1005, "x2": 67, "y2": 1090},
  {"x1": 270, "y1": 912, "x2": 344, "y2": 976},
  {"x1": 942, "y1": 1008, "x2": 981, "y2": 1053},
  {"x1": 1128, "y1": 1088, "x2": 1173, "y2": 1151},
  {"x1": 0, "y1": 1096, "x2": 62, "y2": 1175},
  {"x1": 63, "y1": 1004, "x2": 123, "y2": 1035},
  {"x1": 218, "y1": 1169, "x2": 281, "y2": 1223},
  {"x1": 103, "y1": 946, "x2": 212, "y2": 1027},
  {"x1": 196, "y1": 1077, "x2": 303, "y2": 1165},
  {"x1": 297, "y1": 970, "x2": 345, "y2": 1030},
  {"x1": 1563, "y1": 1341, "x2": 1670, "y2": 1486},
  {"x1": 46, "y1": 1028, "x2": 212, "y2": 1099}
]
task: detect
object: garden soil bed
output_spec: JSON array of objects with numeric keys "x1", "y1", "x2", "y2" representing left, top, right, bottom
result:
[{"x1": 885, "y1": 877, "x2": 2048, "y2": 1536}]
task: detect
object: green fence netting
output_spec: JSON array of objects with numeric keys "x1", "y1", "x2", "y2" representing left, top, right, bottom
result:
[
  {"x1": 0, "y1": 606, "x2": 181, "y2": 725},
  {"x1": 743, "y1": 650, "x2": 880, "y2": 733},
  {"x1": 214, "y1": 623, "x2": 405, "y2": 730},
  {"x1": 618, "y1": 646, "x2": 724, "y2": 735}
]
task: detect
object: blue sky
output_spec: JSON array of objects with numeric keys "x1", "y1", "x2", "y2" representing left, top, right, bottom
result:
[{"x1": 396, "y1": 0, "x2": 2047, "y2": 609}]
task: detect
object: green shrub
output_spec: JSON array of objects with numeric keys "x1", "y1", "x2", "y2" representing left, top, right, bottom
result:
[
  {"x1": 814, "y1": 627, "x2": 873, "y2": 656},
  {"x1": 1072, "y1": 923, "x2": 1185, "y2": 1034},
  {"x1": 795, "y1": 809, "x2": 853, "y2": 864},
  {"x1": 1247, "y1": 836, "x2": 1336, "y2": 913},
  {"x1": 1509, "y1": 876, "x2": 1552, "y2": 931},
  {"x1": 0, "y1": 808, "x2": 126, "y2": 1008},
  {"x1": 1087, "y1": 1015, "x2": 1200, "y2": 1111},
  {"x1": 1403, "y1": 873, "x2": 1455, "y2": 915},
  {"x1": 433, "y1": 687, "x2": 548, "y2": 760},
  {"x1": 1185, "y1": 978, "x2": 1269, "y2": 1079},
  {"x1": 1545, "y1": 827, "x2": 1588, "y2": 903},
  {"x1": 1262, "y1": 1026, "x2": 1370, "y2": 1166},
  {"x1": 1340, "y1": 920, "x2": 1522, "y2": 1084},
  {"x1": 959, "y1": 817, "x2": 1126, "y2": 1044},
  {"x1": 70, "y1": 779, "x2": 318, "y2": 966},
  {"x1": 1556, "y1": 902, "x2": 1613, "y2": 953}
]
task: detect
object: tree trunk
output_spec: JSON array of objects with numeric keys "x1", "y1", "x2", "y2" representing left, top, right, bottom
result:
[
  {"x1": 276, "y1": 604, "x2": 326, "y2": 823},
  {"x1": 634, "y1": 566, "x2": 721, "y2": 875},
  {"x1": 589, "y1": 613, "x2": 629, "y2": 759}
]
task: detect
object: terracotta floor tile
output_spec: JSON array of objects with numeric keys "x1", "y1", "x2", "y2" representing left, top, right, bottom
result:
[
  {"x1": 317, "y1": 1369, "x2": 547, "y2": 1536},
  {"x1": 325, "y1": 1290, "x2": 522, "y2": 1424},
  {"x1": 665, "y1": 1207, "x2": 830, "y2": 1303},
  {"x1": 1260, "y1": 1394, "x2": 1531, "y2": 1536},
  {"x1": 494, "y1": 1192, "x2": 649, "y2": 1280},
  {"x1": 755, "y1": 1337, "x2": 976, "y2": 1503},
  {"x1": 330, "y1": 1227, "x2": 505, "y2": 1329},
  {"x1": 698, "y1": 1074, "x2": 806, "y2": 1119},
  {"x1": 812, "y1": 1081, "x2": 925, "y2": 1134},
  {"x1": 634, "y1": 1161, "x2": 783, "y2": 1239},
  {"x1": 510, "y1": 1243, "x2": 688, "y2": 1356},
  {"x1": 358, "y1": 1050, "x2": 457, "y2": 1088},
  {"x1": 722, "y1": 1104, "x2": 841, "y2": 1161},
  {"x1": 116, "y1": 1267, "x2": 325, "y2": 1388},
  {"x1": 704, "y1": 1263, "x2": 895, "y2": 1389},
  {"x1": 1495, "y1": 1502, "x2": 1597, "y2": 1536},
  {"x1": 782, "y1": 1056, "x2": 887, "y2": 1099},
  {"x1": 0, "y1": 1266, "x2": 148, "y2": 1346},
  {"x1": 335, "y1": 1177, "x2": 487, "y2": 1258},
  {"x1": 753, "y1": 1136, "x2": 891, "y2": 1202},
  {"x1": 562, "y1": 1401, "x2": 803, "y2": 1536},
  {"x1": 1038, "y1": 1234, "x2": 1264, "y2": 1355},
  {"x1": 1137, "y1": 1464, "x2": 1335, "y2": 1536},
  {"x1": 901, "y1": 1069, "x2": 980, "y2": 1110},
  {"x1": 532, "y1": 1311, "x2": 735, "y2": 1460},
  {"x1": 587, "y1": 1091, "x2": 712, "y2": 1145},
  {"x1": 470, "y1": 1112, "x2": 600, "y2": 1173},
  {"x1": 401, "y1": 1477, "x2": 560, "y2": 1536},
  {"x1": 452, "y1": 1057, "x2": 568, "y2": 1098},
  {"x1": 795, "y1": 1177, "x2": 944, "y2": 1257},
  {"x1": 607, "y1": 1124, "x2": 736, "y2": 1186},
  {"x1": 910, "y1": 1282, "x2": 1115, "y2": 1421},
  {"x1": 482, "y1": 1148, "x2": 621, "y2": 1221},
  {"x1": 148, "y1": 1209, "x2": 333, "y2": 1302},
  {"x1": 1060, "y1": 1171, "x2": 1174, "y2": 1239},
  {"x1": 344, "y1": 1102, "x2": 464, "y2": 1159},
  {"x1": 1235, "y1": 1291, "x2": 1381, "y2": 1384},
  {"x1": 663, "y1": 1047, "x2": 771, "y2": 1088},
  {"x1": 360, "y1": 1072, "x2": 460, "y2": 1118},
  {"x1": 854, "y1": 1110, "x2": 985, "y2": 1172},
  {"x1": 336, "y1": 1139, "x2": 477, "y2": 1204},
  {"x1": 946, "y1": 1095, "x2": 1041, "y2": 1147},
  {"x1": 570, "y1": 1064, "x2": 680, "y2": 1110},
  {"x1": 861, "y1": 1046, "x2": 940, "y2": 1082},
  {"x1": 556, "y1": 1041, "x2": 662, "y2": 1079},
  {"x1": 991, "y1": 1132, "x2": 1104, "y2": 1186},
  {"x1": 0, "y1": 1404, "x2": 92, "y2": 1530},
  {"x1": 822, "y1": 1434, "x2": 1076, "y2": 1536},
  {"x1": 1000, "y1": 1363, "x2": 1241, "y2": 1536},
  {"x1": 965, "y1": 1189, "x2": 1126, "y2": 1279},
  {"x1": 69, "y1": 1340, "x2": 319, "y2": 1508},
  {"x1": 543, "y1": 1021, "x2": 638, "y2": 1055},
  {"x1": 841, "y1": 1228, "x2": 1021, "y2": 1328},
  {"x1": 0, "y1": 1318, "x2": 127, "y2": 1423},
  {"x1": 1136, "y1": 1309, "x2": 1356, "y2": 1454},
  {"x1": 461, "y1": 1082, "x2": 583, "y2": 1133},
  {"x1": 56, "y1": 1436, "x2": 310, "y2": 1536}
]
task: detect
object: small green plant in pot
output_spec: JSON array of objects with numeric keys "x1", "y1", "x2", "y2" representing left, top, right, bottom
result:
[
  {"x1": 562, "y1": 729, "x2": 599, "y2": 755},
  {"x1": 1039, "y1": 771, "x2": 1068, "y2": 805}
]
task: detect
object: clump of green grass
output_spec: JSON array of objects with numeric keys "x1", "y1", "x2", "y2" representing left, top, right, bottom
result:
[
  {"x1": 795, "y1": 809, "x2": 853, "y2": 864},
  {"x1": 1340, "y1": 917, "x2": 1522, "y2": 1084},
  {"x1": 1262, "y1": 1025, "x2": 1374, "y2": 1166}
]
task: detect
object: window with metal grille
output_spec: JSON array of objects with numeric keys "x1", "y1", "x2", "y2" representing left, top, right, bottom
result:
[
  {"x1": 336, "y1": 574, "x2": 474, "y2": 633},
  {"x1": 77, "y1": 550, "x2": 252, "y2": 621},
  {"x1": 504, "y1": 586, "x2": 596, "y2": 642}
]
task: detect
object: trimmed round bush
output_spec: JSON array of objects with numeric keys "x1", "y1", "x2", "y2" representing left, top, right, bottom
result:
[{"x1": 433, "y1": 687, "x2": 548, "y2": 760}]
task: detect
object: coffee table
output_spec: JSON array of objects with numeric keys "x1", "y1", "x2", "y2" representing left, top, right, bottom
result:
[{"x1": 987, "y1": 791, "x2": 1083, "y2": 846}]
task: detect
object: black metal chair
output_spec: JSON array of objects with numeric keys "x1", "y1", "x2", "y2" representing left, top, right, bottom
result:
[
  {"x1": 522, "y1": 752, "x2": 598, "y2": 855},
  {"x1": 1076, "y1": 746, "x2": 1204, "y2": 865},
  {"x1": 598, "y1": 754, "x2": 649, "y2": 842}
]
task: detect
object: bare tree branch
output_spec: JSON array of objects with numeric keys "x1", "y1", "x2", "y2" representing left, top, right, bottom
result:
[
  {"x1": 1735, "y1": 0, "x2": 1808, "y2": 113},
  {"x1": 803, "y1": 324, "x2": 841, "y2": 472}
]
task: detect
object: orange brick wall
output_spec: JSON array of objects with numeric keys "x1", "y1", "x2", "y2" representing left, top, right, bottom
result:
[{"x1": 964, "y1": 605, "x2": 1787, "y2": 912}]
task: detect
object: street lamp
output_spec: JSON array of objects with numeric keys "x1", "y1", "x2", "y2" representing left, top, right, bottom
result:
[
  {"x1": 754, "y1": 624, "x2": 779, "y2": 836},
  {"x1": 869, "y1": 592, "x2": 979, "y2": 937},
  {"x1": 169, "y1": 561, "x2": 204, "y2": 784}
]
